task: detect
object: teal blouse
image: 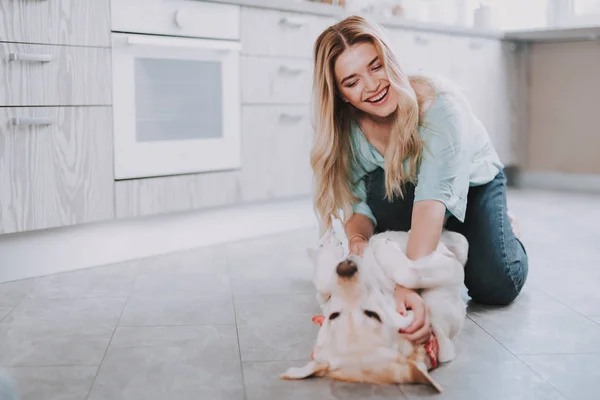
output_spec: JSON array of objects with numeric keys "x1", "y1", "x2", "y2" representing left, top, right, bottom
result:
[{"x1": 349, "y1": 92, "x2": 503, "y2": 226}]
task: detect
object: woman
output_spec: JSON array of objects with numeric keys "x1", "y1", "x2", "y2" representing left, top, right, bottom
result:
[{"x1": 310, "y1": 16, "x2": 528, "y2": 345}]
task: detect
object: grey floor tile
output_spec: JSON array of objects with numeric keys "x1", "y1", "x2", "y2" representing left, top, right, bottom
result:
[
  {"x1": 132, "y1": 271, "x2": 231, "y2": 296},
  {"x1": 136, "y1": 244, "x2": 229, "y2": 275},
  {"x1": 119, "y1": 292, "x2": 235, "y2": 326},
  {"x1": 88, "y1": 325, "x2": 243, "y2": 400},
  {"x1": 8, "y1": 366, "x2": 97, "y2": 400},
  {"x1": 229, "y1": 251, "x2": 314, "y2": 296},
  {"x1": 26, "y1": 263, "x2": 138, "y2": 299},
  {"x1": 468, "y1": 289, "x2": 600, "y2": 355},
  {"x1": 0, "y1": 280, "x2": 32, "y2": 322},
  {"x1": 0, "y1": 298, "x2": 125, "y2": 366},
  {"x1": 400, "y1": 320, "x2": 566, "y2": 400},
  {"x1": 235, "y1": 294, "x2": 321, "y2": 362},
  {"x1": 519, "y1": 354, "x2": 600, "y2": 400},
  {"x1": 243, "y1": 360, "x2": 406, "y2": 400}
]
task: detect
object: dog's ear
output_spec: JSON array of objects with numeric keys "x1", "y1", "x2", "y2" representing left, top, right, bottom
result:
[
  {"x1": 439, "y1": 231, "x2": 469, "y2": 266},
  {"x1": 408, "y1": 361, "x2": 443, "y2": 393},
  {"x1": 280, "y1": 361, "x2": 329, "y2": 380}
]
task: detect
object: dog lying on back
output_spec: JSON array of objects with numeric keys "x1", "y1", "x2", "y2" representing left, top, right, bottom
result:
[{"x1": 280, "y1": 229, "x2": 469, "y2": 392}]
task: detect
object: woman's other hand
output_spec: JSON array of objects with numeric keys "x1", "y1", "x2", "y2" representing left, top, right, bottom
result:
[{"x1": 395, "y1": 285, "x2": 432, "y2": 344}]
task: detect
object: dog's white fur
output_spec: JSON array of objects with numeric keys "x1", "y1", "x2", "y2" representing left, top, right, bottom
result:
[{"x1": 280, "y1": 228, "x2": 468, "y2": 388}]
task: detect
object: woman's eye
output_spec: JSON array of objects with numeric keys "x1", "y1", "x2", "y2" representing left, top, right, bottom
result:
[
  {"x1": 346, "y1": 81, "x2": 357, "y2": 88},
  {"x1": 372, "y1": 64, "x2": 382, "y2": 71},
  {"x1": 364, "y1": 310, "x2": 382, "y2": 322},
  {"x1": 329, "y1": 312, "x2": 340, "y2": 321}
]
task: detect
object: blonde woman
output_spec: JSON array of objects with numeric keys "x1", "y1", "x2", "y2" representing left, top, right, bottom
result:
[{"x1": 311, "y1": 16, "x2": 528, "y2": 345}]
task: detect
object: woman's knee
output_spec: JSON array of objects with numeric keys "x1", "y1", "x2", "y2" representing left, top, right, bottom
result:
[{"x1": 465, "y1": 248, "x2": 529, "y2": 306}]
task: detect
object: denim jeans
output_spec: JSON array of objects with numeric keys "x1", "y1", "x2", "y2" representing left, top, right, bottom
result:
[{"x1": 364, "y1": 168, "x2": 528, "y2": 306}]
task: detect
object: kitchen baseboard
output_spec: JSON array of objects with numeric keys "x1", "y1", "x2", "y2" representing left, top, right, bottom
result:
[
  {"x1": 0, "y1": 197, "x2": 317, "y2": 284},
  {"x1": 518, "y1": 171, "x2": 600, "y2": 193}
]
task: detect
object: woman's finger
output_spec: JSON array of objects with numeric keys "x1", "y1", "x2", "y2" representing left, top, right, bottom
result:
[
  {"x1": 406, "y1": 314, "x2": 431, "y2": 344},
  {"x1": 401, "y1": 300, "x2": 426, "y2": 334}
]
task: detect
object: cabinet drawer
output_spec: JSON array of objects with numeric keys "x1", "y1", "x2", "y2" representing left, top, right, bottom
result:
[
  {"x1": 0, "y1": 42, "x2": 111, "y2": 106},
  {"x1": 0, "y1": 107, "x2": 114, "y2": 234},
  {"x1": 111, "y1": 0, "x2": 240, "y2": 40},
  {"x1": 240, "y1": 105, "x2": 313, "y2": 201},
  {"x1": 0, "y1": 0, "x2": 109, "y2": 47},
  {"x1": 241, "y1": 7, "x2": 335, "y2": 58},
  {"x1": 242, "y1": 56, "x2": 313, "y2": 104}
]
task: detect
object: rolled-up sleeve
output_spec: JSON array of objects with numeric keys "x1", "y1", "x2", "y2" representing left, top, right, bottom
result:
[{"x1": 414, "y1": 95, "x2": 470, "y2": 222}]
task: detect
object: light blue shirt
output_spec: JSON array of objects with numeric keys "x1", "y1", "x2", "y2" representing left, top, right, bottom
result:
[{"x1": 349, "y1": 92, "x2": 503, "y2": 225}]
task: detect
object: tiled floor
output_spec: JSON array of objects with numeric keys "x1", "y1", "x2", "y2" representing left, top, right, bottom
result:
[{"x1": 0, "y1": 188, "x2": 599, "y2": 399}]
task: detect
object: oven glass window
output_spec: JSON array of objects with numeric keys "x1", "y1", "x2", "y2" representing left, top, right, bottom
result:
[{"x1": 134, "y1": 58, "x2": 223, "y2": 142}]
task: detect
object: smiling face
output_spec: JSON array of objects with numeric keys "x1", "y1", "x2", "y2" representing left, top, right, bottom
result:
[{"x1": 334, "y1": 41, "x2": 399, "y2": 119}]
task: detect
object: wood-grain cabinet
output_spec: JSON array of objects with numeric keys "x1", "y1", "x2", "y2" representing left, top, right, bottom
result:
[{"x1": 0, "y1": 0, "x2": 113, "y2": 234}]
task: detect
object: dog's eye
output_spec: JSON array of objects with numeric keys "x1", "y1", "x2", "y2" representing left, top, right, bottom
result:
[
  {"x1": 329, "y1": 312, "x2": 340, "y2": 321},
  {"x1": 364, "y1": 310, "x2": 382, "y2": 323}
]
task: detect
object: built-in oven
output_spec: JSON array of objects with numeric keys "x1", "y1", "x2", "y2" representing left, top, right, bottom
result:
[{"x1": 110, "y1": 0, "x2": 241, "y2": 180}]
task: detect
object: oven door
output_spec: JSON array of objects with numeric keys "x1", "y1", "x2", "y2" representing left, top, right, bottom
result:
[{"x1": 111, "y1": 33, "x2": 241, "y2": 180}]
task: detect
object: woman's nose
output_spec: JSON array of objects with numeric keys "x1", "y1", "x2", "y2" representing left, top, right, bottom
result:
[{"x1": 364, "y1": 76, "x2": 379, "y2": 93}]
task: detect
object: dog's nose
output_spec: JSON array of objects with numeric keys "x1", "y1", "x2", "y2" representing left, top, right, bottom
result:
[{"x1": 336, "y1": 259, "x2": 357, "y2": 278}]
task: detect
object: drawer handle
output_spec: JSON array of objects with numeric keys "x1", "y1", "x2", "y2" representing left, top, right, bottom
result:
[
  {"x1": 414, "y1": 35, "x2": 430, "y2": 46},
  {"x1": 279, "y1": 113, "x2": 305, "y2": 122},
  {"x1": 279, "y1": 65, "x2": 307, "y2": 75},
  {"x1": 11, "y1": 117, "x2": 54, "y2": 126},
  {"x1": 470, "y1": 40, "x2": 484, "y2": 50},
  {"x1": 279, "y1": 17, "x2": 308, "y2": 28},
  {"x1": 8, "y1": 53, "x2": 54, "y2": 63}
]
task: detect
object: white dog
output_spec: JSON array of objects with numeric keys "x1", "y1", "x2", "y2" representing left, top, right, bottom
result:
[{"x1": 280, "y1": 229, "x2": 469, "y2": 391}]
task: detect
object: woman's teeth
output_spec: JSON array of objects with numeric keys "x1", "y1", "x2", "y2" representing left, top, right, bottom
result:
[{"x1": 367, "y1": 88, "x2": 388, "y2": 103}]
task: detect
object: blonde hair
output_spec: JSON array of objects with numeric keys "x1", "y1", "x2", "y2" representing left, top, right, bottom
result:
[{"x1": 311, "y1": 15, "x2": 436, "y2": 232}]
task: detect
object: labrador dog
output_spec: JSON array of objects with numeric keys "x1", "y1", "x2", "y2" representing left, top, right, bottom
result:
[{"x1": 280, "y1": 229, "x2": 469, "y2": 392}]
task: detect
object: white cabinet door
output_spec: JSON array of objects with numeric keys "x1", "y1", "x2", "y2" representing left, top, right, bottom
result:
[
  {"x1": 240, "y1": 105, "x2": 313, "y2": 201},
  {"x1": 388, "y1": 30, "x2": 453, "y2": 78}
]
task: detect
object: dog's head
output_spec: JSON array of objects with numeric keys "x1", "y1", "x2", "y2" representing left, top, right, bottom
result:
[{"x1": 283, "y1": 252, "x2": 440, "y2": 389}]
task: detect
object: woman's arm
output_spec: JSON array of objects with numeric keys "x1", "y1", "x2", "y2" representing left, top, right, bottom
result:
[
  {"x1": 406, "y1": 199, "x2": 446, "y2": 260},
  {"x1": 344, "y1": 213, "x2": 374, "y2": 255}
]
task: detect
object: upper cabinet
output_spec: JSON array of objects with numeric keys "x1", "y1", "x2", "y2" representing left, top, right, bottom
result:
[{"x1": 0, "y1": 0, "x2": 110, "y2": 47}]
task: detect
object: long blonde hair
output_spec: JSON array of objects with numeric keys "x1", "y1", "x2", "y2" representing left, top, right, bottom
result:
[{"x1": 311, "y1": 15, "x2": 434, "y2": 232}]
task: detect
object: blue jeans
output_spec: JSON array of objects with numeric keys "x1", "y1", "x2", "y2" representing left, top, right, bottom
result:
[{"x1": 364, "y1": 168, "x2": 528, "y2": 306}]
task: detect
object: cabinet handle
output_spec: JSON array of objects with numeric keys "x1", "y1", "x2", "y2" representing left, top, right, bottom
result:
[
  {"x1": 279, "y1": 113, "x2": 304, "y2": 122},
  {"x1": 414, "y1": 35, "x2": 430, "y2": 46},
  {"x1": 8, "y1": 53, "x2": 54, "y2": 63},
  {"x1": 11, "y1": 117, "x2": 54, "y2": 126},
  {"x1": 278, "y1": 65, "x2": 307, "y2": 75},
  {"x1": 279, "y1": 16, "x2": 307, "y2": 28}
]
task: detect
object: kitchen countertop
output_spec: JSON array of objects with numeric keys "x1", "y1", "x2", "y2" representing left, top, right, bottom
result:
[{"x1": 504, "y1": 25, "x2": 600, "y2": 43}]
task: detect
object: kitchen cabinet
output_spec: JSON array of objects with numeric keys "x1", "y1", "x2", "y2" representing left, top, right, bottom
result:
[
  {"x1": 0, "y1": 0, "x2": 110, "y2": 47},
  {"x1": 240, "y1": 105, "x2": 313, "y2": 202},
  {"x1": 0, "y1": 107, "x2": 114, "y2": 234},
  {"x1": 0, "y1": 42, "x2": 111, "y2": 107},
  {"x1": 115, "y1": 171, "x2": 240, "y2": 219}
]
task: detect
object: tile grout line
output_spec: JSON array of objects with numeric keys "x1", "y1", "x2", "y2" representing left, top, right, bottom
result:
[
  {"x1": 227, "y1": 254, "x2": 248, "y2": 400},
  {"x1": 512, "y1": 353, "x2": 570, "y2": 400},
  {"x1": 84, "y1": 274, "x2": 137, "y2": 400},
  {"x1": 467, "y1": 314, "x2": 569, "y2": 399},
  {"x1": 531, "y1": 285, "x2": 600, "y2": 326}
]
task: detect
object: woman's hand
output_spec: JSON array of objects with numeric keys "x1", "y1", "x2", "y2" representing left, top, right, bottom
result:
[
  {"x1": 394, "y1": 285, "x2": 431, "y2": 344},
  {"x1": 349, "y1": 237, "x2": 368, "y2": 256}
]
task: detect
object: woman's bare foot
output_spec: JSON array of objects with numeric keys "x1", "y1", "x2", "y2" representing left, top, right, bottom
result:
[{"x1": 507, "y1": 211, "x2": 521, "y2": 239}]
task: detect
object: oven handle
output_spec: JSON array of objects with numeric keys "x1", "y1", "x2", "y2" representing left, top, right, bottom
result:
[{"x1": 125, "y1": 35, "x2": 241, "y2": 51}]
